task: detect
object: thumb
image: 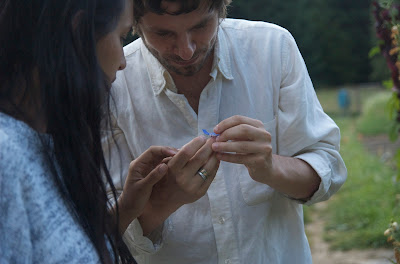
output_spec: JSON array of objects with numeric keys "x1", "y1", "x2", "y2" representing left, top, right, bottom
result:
[{"x1": 141, "y1": 163, "x2": 168, "y2": 187}]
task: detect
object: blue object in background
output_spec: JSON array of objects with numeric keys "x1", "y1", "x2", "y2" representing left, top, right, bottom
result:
[{"x1": 338, "y1": 88, "x2": 350, "y2": 109}]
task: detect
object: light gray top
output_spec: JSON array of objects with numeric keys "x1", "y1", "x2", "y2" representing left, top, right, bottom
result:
[{"x1": 0, "y1": 112, "x2": 100, "y2": 263}]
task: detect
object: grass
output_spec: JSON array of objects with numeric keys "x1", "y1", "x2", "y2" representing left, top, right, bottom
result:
[
  {"x1": 323, "y1": 117, "x2": 399, "y2": 250},
  {"x1": 311, "y1": 86, "x2": 400, "y2": 251},
  {"x1": 355, "y1": 92, "x2": 394, "y2": 136}
]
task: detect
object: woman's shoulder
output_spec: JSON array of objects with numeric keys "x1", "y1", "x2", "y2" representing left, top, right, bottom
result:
[
  {"x1": 0, "y1": 112, "x2": 100, "y2": 263},
  {"x1": 0, "y1": 112, "x2": 48, "y2": 180}
]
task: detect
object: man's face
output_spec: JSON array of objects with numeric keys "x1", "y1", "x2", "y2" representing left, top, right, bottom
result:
[{"x1": 137, "y1": 1, "x2": 219, "y2": 76}]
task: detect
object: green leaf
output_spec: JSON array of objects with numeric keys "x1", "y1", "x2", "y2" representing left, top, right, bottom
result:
[
  {"x1": 387, "y1": 93, "x2": 400, "y2": 120},
  {"x1": 383, "y1": 79, "x2": 394, "y2": 90},
  {"x1": 396, "y1": 149, "x2": 400, "y2": 181},
  {"x1": 389, "y1": 121, "x2": 400, "y2": 141},
  {"x1": 369, "y1": 46, "x2": 381, "y2": 59}
]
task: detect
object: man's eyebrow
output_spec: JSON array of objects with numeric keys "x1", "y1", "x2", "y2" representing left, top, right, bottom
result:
[
  {"x1": 148, "y1": 13, "x2": 214, "y2": 33},
  {"x1": 147, "y1": 25, "x2": 171, "y2": 33},
  {"x1": 189, "y1": 16, "x2": 211, "y2": 30},
  {"x1": 152, "y1": 28, "x2": 173, "y2": 35},
  {"x1": 193, "y1": 11, "x2": 218, "y2": 28}
]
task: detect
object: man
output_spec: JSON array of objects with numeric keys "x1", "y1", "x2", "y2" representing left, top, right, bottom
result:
[{"x1": 103, "y1": 0, "x2": 347, "y2": 263}]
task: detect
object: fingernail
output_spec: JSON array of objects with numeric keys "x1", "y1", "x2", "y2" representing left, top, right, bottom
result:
[
  {"x1": 199, "y1": 135, "x2": 207, "y2": 141},
  {"x1": 167, "y1": 147, "x2": 178, "y2": 155},
  {"x1": 212, "y1": 142, "x2": 219, "y2": 150},
  {"x1": 214, "y1": 125, "x2": 220, "y2": 133},
  {"x1": 158, "y1": 163, "x2": 168, "y2": 173}
]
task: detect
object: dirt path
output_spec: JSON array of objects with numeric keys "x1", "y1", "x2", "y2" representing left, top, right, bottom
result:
[{"x1": 306, "y1": 202, "x2": 395, "y2": 264}]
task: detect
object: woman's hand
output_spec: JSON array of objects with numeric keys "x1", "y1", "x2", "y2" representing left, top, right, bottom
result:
[
  {"x1": 138, "y1": 136, "x2": 220, "y2": 235},
  {"x1": 115, "y1": 146, "x2": 177, "y2": 234}
]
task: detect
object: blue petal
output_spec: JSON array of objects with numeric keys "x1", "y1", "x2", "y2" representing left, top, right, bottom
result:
[
  {"x1": 202, "y1": 129, "x2": 220, "y2": 137},
  {"x1": 202, "y1": 129, "x2": 210, "y2": 135}
]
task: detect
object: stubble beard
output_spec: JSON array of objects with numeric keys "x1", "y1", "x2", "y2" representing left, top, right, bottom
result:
[{"x1": 142, "y1": 34, "x2": 217, "y2": 77}]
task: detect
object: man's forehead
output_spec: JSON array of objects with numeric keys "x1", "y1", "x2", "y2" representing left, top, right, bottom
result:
[
  {"x1": 158, "y1": 0, "x2": 210, "y2": 15},
  {"x1": 139, "y1": 3, "x2": 217, "y2": 29},
  {"x1": 160, "y1": 1, "x2": 184, "y2": 14}
]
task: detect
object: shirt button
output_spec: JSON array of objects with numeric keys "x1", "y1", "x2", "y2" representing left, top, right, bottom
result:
[
  {"x1": 218, "y1": 216, "x2": 225, "y2": 224},
  {"x1": 224, "y1": 259, "x2": 231, "y2": 264}
]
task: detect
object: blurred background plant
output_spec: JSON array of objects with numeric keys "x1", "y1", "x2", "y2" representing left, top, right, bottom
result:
[
  {"x1": 372, "y1": 2, "x2": 400, "y2": 260},
  {"x1": 384, "y1": 221, "x2": 400, "y2": 263},
  {"x1": 372, "y1": 0, "x2": 400, "y2": 179}
]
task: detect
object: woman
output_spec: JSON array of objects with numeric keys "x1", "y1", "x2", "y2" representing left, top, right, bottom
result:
[{"x1": 0, "y1": 0, "x2": 175, "y2": 263}]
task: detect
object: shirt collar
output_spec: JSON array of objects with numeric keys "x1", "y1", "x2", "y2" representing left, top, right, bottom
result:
[
  {"x1": 212, "y1": 24, "x2": 234, "y2": 81},
  {"x1": 140, "y1": 41, "x2": 167, "y2": 96},
  {"x1": 141, "y1": 23, "x2": 234, "y2": 96}
]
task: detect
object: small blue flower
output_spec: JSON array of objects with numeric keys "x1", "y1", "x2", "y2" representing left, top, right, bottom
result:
[{"x1": 202, "y1": 129, "x2": 220, "y2": 137}]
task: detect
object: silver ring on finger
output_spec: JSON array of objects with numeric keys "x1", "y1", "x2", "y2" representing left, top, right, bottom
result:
[{"x1": 197, "y1": 168, "x2": 209, "y2": 181}]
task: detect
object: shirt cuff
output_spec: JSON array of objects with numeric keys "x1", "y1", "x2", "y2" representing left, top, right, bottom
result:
[
  {"x1": 122, "y1": 218, "x2": 170, "y2": 256},
  {"x1": 294, "y1": 152, "x2": 333, "y2": 205}
]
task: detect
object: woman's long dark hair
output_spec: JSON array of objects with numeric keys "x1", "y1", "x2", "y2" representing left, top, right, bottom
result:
[{"x1": 0, "y1": 0, "x2": 133, "y2": 263}]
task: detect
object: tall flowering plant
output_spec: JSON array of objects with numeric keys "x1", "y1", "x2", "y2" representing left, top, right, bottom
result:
[
  {"x1": 372, "y1": 1, "x2": 400, "y2": 263},
  {"x1": 385, "y1": 221, "x2": 400, "y2": 263},
  {"x1": 373, "y1": 0, "x2": 400, "y2": 174}
]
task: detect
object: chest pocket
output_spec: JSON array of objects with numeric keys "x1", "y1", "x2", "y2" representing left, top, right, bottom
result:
[{"x1": 239, "y1": 118, "x2": 277, "y2": 206}]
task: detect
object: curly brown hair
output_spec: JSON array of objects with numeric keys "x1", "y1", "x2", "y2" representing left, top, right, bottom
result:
[{"x1": 132, "y1": 0, "x2": 232, "y2": 26}]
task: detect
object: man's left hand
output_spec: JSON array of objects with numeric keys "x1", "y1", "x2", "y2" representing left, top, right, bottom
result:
[{"x1": 212, "y1": 115, "x2": 273, "y2": 184}]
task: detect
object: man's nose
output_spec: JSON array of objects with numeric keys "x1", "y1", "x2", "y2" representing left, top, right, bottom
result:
[{"x1": 175, "y1": 33, "x2": 196, "y2": 60}]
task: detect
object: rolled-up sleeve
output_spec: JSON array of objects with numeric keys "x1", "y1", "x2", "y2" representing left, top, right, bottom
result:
[
  {"x1": 122, "y1": 218, "x2": 171, "y2": 257},
  {"x1": 277, "y1": 33, "x2": 347, "y2": 205}
]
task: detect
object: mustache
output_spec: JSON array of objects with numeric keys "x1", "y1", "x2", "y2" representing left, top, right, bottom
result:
[{"x1": 166, "y1": 48, "x2": 208, "y2": 62}]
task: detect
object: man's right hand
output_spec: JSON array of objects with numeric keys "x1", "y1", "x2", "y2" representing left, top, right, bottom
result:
[{"x1": 138, "y1": 136, "x2": 220, "y2": 235}]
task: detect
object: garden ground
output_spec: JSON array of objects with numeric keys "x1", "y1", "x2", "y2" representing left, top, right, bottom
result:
[
  {"x1": 307, "y1": 86, "x2": 399, "y2": 263},
  {"x1": 307, "y1": 133, "x2": 397, "y2": 263},
  {"x1": 307, "y1": 201, "x2": 394, "y2": 264}
]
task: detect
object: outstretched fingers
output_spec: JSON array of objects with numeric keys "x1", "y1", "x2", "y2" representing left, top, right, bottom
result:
[
  {"x1": 129, "y1": 146, "x2": 177, "y2": 177},
  {"x1": 167, "y1": 136, "x2": 207, "y2": 170}
]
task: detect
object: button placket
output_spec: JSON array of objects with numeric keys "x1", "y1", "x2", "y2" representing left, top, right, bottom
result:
[
  {"x1": 198, "y1": 76, "x2": 222, "y2": 135},
  {"x1": 164, "y1": 89, "x2": 198, "y2": 130}
]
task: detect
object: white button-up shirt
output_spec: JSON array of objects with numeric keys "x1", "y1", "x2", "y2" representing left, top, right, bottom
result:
[{"x1": 103, "y1": 18, "x2": 347, "y2": 264}]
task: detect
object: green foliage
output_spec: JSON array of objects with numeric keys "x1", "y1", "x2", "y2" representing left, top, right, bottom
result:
[
  {"x1": 323, "y1": 117, "x2": 400, "y2": 250},
  {"x1": 356, "y1": 92, "x2": 394, "y2": 135},
  {"x1": 396, "y1": 149, "x2": 400, "y2": 181},
  {"x1": 228, "y1": 0, "x2": 373, "y2": 86},
  {"x1": 387, "y1": 92, "x2": 400, "y2": 134},
  {"x1": 303, "y1": 206, "x2": 311, "y2": 224},
  {"x1": 384, "y1": 221, "x2": 400, "y2": 252},
  {"x1": 383, "y1": 79, "x2": 395, "y2": 90},
  {"x1": 315, "y1": 87, "x2": 400, "y2": 251},
  {"x1": 369, "y1": 45, "x2": 382, "y2": 59},
  {"x1": 372, "y1": 0, "x2": 400, "y2": 182}
]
